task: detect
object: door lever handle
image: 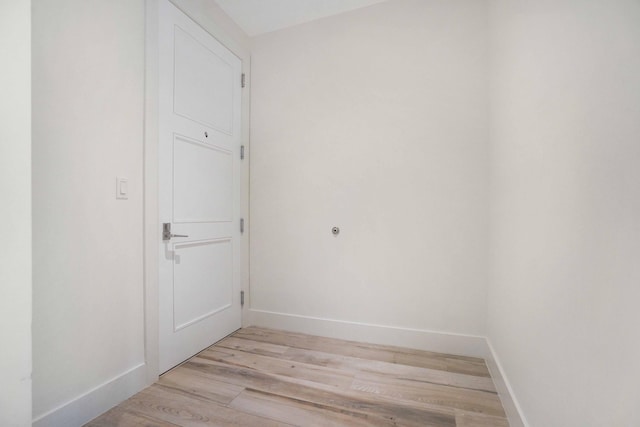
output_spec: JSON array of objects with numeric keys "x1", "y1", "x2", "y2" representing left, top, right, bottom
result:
[{"x1": 162, "y1": 223, "x2": 189, "y2": 241}]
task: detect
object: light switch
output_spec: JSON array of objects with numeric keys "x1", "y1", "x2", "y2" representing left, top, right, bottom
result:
[{"x1": 116, "y1": 177, "x2": 128, "y2": 200}]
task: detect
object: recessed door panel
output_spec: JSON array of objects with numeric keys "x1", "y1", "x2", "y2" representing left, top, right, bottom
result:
[
  {"x1": 173, "y1": 239, "x2": 233, "y2": 331},
  {"x1": 174, "y1": 26, "x2": 234, "y2": 134},
  {"x1": 173, "y1": 135, "x2": 232, "y2": 223}
]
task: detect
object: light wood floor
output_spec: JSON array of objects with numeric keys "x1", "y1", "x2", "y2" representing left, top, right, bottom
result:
[{"x1": 87, "y1": 327, "x2": 508, "y2": 426}]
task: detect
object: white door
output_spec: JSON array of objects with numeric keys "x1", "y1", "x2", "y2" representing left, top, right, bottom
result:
[{"x1": 158, "y1": 0, "x2": 242, "y2": 373}]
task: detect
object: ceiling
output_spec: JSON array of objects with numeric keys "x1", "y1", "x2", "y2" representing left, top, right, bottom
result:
[{"x1": 214, "y1": 0, "x2": 389, "y2": 37}]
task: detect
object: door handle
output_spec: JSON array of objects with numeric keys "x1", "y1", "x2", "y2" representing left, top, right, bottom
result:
[{"x1": 162, "y1": 223, "x2": 189, "y2": 241}]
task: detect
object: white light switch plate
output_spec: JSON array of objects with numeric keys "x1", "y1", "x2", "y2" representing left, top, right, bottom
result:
[{"x1": 116, "y1": 177, "x2": 128, "y2": 200}]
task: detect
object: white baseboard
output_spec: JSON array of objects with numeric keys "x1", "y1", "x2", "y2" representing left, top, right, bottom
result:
[
  {"x1": 248, "y1": 309, "x2": 488, "y2": 358},
  {"x1": 249, "y1": 309, "x2": 528, "y2": 426},
  {"x1": 484, "y1": 340, "x2": 529, "y2": 427},
  {"x1": 33, "y1": 363, "x2": 147, "y2": 427}
]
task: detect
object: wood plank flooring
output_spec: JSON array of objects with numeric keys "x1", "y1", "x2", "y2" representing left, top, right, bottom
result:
[{"x1": 87, "y1": 327, "x2": 508, "y2": 427}]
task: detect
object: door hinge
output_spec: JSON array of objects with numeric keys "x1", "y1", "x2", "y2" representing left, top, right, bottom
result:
[
  {"x1": 241, "y1": 73, "x2": 246, "y2": 88},
  {"x1": 240, "y1": 218, "x2": 245, "y2": 234},
  {"x1": 240, "y1": 290, "x2": 245, "y2": 307},
  {"x1": 240, "y1": 145, "x2": 245, "y2": 160}
]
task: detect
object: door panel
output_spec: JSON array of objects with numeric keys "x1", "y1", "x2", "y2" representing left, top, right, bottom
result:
[
  {"x1": 173, "y1": 239, "x2": 233, "y2": 331},
  {"x1": 159, "y1": 0, "x2": 242, "y2": 373},
  {"x1": 173, "y1": 135, "x2": 233, "y2": 223},
  {"x1": 174, "y1": 25, "x2": 235, "y2": 134}
]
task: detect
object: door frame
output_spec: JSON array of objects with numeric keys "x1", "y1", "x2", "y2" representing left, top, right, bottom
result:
[{"x1": 143, "y1": 0, "x2": 251, "y2": 385}]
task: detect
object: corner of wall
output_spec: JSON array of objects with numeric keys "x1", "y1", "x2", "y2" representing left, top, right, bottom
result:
[
  {"x1": 483, "y1": 339, "x2": 529, "y2": 427},
  {"x1": 0, "y1": 1, "x2": 32, "y2": 425}
]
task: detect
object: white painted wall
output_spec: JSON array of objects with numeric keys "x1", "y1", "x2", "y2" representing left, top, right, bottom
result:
[
  {"x1": 0, "y1": 1, "x2": 32, "y2": 425},
  {"x1": 250, "y1": 0, "x2": 489, "y2": 336},
  {"x1": 32, "y1": 0, "x2": 146, "y2": 421},
  {"x1": 488, "y1": 1, "x2": 640, "y2": 425}
]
